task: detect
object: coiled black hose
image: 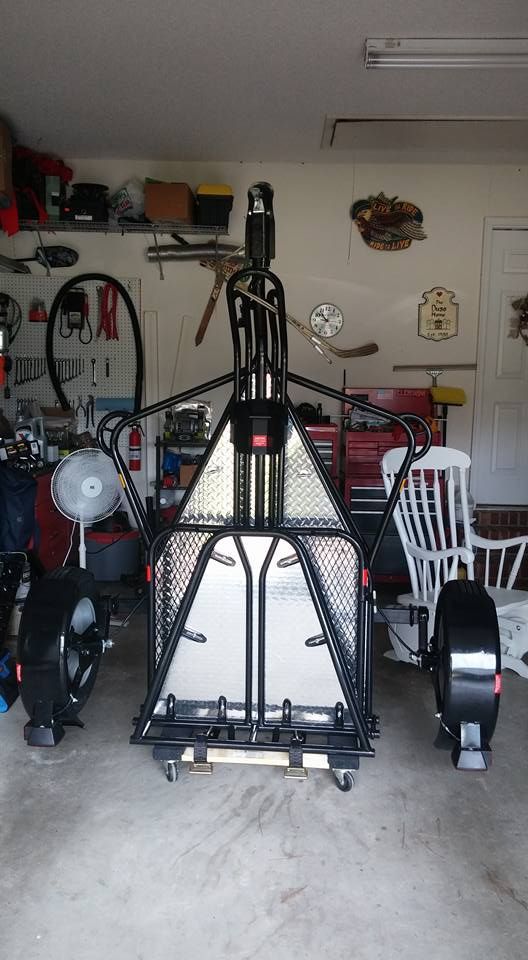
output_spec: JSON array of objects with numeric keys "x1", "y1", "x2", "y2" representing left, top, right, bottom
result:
[{"x1": 45, "y1": 273, "x2": 143, "y2": 412}]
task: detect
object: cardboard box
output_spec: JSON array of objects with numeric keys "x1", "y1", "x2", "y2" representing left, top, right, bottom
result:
[
  {"x1": 0, "y1": 120, "x2": 13, "y2": 208},
  {"x1": 144, "y1": 182, "x2": 194, "y2": 223},
  {"x1": 179, "y1": 463, "x2": 198, "y2": 487}
]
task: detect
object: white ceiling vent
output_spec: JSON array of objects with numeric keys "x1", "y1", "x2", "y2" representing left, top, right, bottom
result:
[{"x1": 321, "y1": 117, "x2": 528, "y2": 163}]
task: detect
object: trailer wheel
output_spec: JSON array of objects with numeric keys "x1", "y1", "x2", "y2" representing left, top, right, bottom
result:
[
  {"x1": 18, "y1": 567, "x2": 104, "y2": 746},
  {"x1": 333, "y1": 769, "x2": 355, "y2": 792},
  {"x1": 432, "y1": 580, "x2": 501, "y2": 769},
  {"x1": 165, "y1": 761, "x2": 179, "y2": 783}
]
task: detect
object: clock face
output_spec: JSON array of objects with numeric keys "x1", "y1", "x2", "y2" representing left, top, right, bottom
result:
[{"x1": 310, "y1": 303, "x2": 344, "y2": 338}]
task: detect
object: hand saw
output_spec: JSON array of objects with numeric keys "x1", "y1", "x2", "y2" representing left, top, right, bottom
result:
[
  {"x1": 195, "y1": 267, "x2": 226, "y2": 345},
  {"x1": 199, "y1": 258, "x2": 379, "y2": 362}
]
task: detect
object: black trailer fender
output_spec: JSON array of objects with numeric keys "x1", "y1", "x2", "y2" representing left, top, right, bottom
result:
[
  {"x1": 17, "y1": 567, "x2": 104, "y2": 746},
  {"x1": 432, "y1": 579, "x2": 501, "y2": 770}
]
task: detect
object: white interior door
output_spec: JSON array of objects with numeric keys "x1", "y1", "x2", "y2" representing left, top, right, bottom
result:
[{"x1": 472, "y1": 227, "x2": 528, "y2": 505}]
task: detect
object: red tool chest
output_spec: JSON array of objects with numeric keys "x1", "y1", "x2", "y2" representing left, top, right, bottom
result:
[
  {"x1": 305, "y1": 423, "x2": 339, "y2": 485},
  {"x1": 34, "y1": 471, "x2": 72, "y2": 570},
  {"x1": 343, "y1": 387, "x2": 436, "y2": 479},
  {"x1": 343, "y1": 387, "x2": 441, "y2": 582}
]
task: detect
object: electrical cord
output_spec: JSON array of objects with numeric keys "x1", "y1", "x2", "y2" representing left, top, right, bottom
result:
[
  {"x1": 78, "y1": 316, "x2": 93, "y2": 345},
  {"x1": 376, "y1": 605, "x2": 420, "y2": 660},
  {"x1": 377, "y1": 606, "x2": 459, "y2": 740},
  {"x1": 82, "y1": 529, "x2": 134, "y2": 557},
  {"x1": 62, "y1": 521, "x2": 76, "y2": 566},
  {"x1": 439, "y1": 718, "x2": 460, "y2": 742},
  {"x1": 62, "y1": 524, "x2": 132, "y2": 563},
  {"x1": 59, "y1": 312, "x2": 74, "y2": 338},
  {"x1": 58, "y1": 292, "x2": 93, "y2": 343},
  {"x1": 0, "y1": 293, "x2": 22, "y2": 344}
]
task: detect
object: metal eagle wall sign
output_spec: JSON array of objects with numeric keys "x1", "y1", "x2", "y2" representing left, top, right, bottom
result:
[{"x1": 351, "y1": 192, "x2": 427, "y2": 251}]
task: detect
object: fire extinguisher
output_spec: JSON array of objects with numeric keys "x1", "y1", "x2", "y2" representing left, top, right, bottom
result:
[{"x1": 129, "y1": 423, "x2": 143, "y2": 471}]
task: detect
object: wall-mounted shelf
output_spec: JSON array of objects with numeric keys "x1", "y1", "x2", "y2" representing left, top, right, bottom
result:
[
  {"x1": 159, "y1": 438, "x2": 210, "y2": 447},
  {"x1": 154, "y1": 435, "x2": 209, "y2": 529},
  {"x1": 20, "y1": 219, "x2": 228, "y2": 236}
]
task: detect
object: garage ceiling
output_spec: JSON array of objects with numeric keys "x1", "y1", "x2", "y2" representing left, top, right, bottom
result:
[{"x1": 1, "y1": 0, "x2": 528, "y2": 161}]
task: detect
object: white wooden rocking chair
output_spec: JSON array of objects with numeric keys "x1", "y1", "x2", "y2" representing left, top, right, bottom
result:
[{"x1": 381, "y1": 445, "x2": 528, "y2": 678}]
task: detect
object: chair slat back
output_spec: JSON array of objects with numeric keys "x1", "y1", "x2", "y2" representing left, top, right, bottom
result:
[
  {"x1": 507, "y1": 541, "x2": 526, "y2": 589},
  {"x1": 382, "y1": 446, "x2": 473, "y2": 602},
  {"x1": 480, "y1": 538, "x2": 526, "y2": 589}
]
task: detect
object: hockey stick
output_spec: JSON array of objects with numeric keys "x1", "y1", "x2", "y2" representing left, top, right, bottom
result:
[{"x1": 199, "y1": 258, "x2": 379, "y2": 361}]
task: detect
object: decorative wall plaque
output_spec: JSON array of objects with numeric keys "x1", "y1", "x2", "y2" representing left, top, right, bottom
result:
[
  {"x1": 418, "y1": 287, "x2": 459, "y2": 341},
  {"x1": 351, "y1": 192, "x2": 427, "y2": 251}
]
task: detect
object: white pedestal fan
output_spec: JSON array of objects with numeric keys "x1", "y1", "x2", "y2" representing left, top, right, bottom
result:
[{"x1": 51, "y1": 449, "x2": 123, "y2": 567}]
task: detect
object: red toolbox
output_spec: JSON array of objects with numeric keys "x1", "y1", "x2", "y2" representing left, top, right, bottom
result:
[
  {"x1": 34, "y1": 471, "x2": 73, "y2": 570},
  {"x1": 343, "y1": 388, "x2": 436, "y2": 478},
  {"x1": 306, "y1": 423, "x2": 339, "y2": 485},
  {"x1": 342, "y1": 388, "x2": 441, "y2": 582}
]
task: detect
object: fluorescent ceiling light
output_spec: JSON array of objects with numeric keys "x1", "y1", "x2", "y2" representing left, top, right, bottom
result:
[{"x1": 365, "y1": 38, "x2": 528, "y2": 69}]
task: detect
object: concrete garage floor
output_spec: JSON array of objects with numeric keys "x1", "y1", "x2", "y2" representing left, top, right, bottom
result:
[{"x1": 1, "y1": 617, "x2": 527, "y2": 960}]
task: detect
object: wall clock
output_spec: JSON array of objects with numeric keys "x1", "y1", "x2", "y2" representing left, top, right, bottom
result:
[{"x1": 309, "y1": 303, "x2": 344, "y2": 339}]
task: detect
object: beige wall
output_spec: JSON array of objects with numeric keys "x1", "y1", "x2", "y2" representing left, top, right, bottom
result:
[{"x1": 3, "y1": 158, "x2": 528, "y2": 460}]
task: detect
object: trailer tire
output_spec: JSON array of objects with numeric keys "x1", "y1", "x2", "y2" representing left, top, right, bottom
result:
[{"x1": 18, "y1": 567, "x2": 104, "y2": 728}]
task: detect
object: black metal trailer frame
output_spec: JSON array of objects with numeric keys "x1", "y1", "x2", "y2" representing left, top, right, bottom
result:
[{"x1": 98, "y1": 183, "x2": 436, "y2": 784}]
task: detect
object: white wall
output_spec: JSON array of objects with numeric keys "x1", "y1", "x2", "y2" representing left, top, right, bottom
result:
[{"x1": 3, "y1": 158, "x2": 528, "y2": 463}]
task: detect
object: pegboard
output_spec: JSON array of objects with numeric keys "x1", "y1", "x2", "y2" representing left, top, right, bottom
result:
[{"x1": 0, "y1": 276, "x2": 141, "y2": 438}]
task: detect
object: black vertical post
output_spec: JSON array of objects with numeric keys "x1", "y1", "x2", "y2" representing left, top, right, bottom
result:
[{"x1": 245, "y1": 183, "x2": 276, "y2": 530}]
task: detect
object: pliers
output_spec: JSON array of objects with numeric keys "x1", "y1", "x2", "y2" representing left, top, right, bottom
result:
[
  {"x1": 75, "y1": 396, "x2": 86, "y2": 422},
  {"x1": 86, "y1": 394, "x2": 95, "y2": 429}
]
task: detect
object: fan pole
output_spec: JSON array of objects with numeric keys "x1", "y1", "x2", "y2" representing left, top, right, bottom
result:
[{"x1": 79, "y1": 521, "x2": 87, "y2": 569}]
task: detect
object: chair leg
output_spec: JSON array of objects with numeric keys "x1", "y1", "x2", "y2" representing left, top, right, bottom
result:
[
  {"x1": 498, "y1": 616, "x2": 528, "y2": 662},
  {"x1": 500, "y1": 652, "x2": 528, "y2": 679}
]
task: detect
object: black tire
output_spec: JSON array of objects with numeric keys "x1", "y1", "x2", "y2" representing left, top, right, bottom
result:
[
  {"x1": 433, "y1": 580, "x2": 501, "y2": 744},
  {"x1": 333, "y1": 770, "x2": 355, "y2": 792},
  {"x1": 165, "y1": 762, "x2": 178, "y2": 783},
  {"x1": 18, "y1": 566, "x2": 104, "y2": 722}
]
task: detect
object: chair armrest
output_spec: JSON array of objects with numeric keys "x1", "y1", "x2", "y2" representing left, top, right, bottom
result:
[
  {"x1": 469, "y1": 531, "x2": 528, "y2": 550},
  {"x1": 406, "y1": 543, "x2": 474, "y2": 564}
]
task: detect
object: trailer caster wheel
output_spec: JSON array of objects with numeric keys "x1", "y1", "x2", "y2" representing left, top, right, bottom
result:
[
  {"x1": 333, "y1": 770, "x2": 355, "y2": 792},
  {"x1": 165, "y1": 761, "x2": 179, "y2": 783}
]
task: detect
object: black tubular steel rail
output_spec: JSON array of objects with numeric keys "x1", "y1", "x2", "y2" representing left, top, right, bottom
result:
[
  {"x1": 97, "y1": 370, "x2": 235, "y2": 546},
  {"x1": 134, "y1": 527, "x2": 370, "y2": 754},
  {"x1": 131, "y1": 727, "x2": 375, "y2": 759},
  {"x1": 226, "y1": 265, "x2": 289, "y2": 530},
  {"x1": 257, "y1": 539, "x2": 279, "y2": 725},
  {"x1": 232, "y1": 537, "x2": 254, "y2": 725},
  {"x1": 287, "y1": 372, "x2": 432, "y2": 565},
  {"x1": 101, "y1": 373, "x2": 431, "y2": 565}
]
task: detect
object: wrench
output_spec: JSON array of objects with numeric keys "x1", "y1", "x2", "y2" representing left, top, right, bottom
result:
[{"x1": 91, "y1": 358, "x2": 96, "y2": 387}]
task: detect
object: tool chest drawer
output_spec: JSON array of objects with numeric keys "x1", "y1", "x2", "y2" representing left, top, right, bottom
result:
[
  {"x1": 34, "y1": 471, "x2": 72, "y2": 570},
  {"x1": 305, "y1": 423, "x2": 339, "y2": 482},
  {"x1": 345, "y1": 482, "x2": 408, "y2": 581},
  {"x1": 343, "y1": 386, "x2": 438, "y2": 480}
]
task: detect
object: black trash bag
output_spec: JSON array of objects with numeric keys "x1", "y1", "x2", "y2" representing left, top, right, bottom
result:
[{"x1": 0, "y1": 466, "x2": 36, "y2": 551}]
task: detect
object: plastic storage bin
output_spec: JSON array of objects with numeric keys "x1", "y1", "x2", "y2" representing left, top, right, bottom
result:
[
  {"x1": 196, "y1": 184, "x2": 233, "y2": 227},
  {"x1": 85, "y1": 530, "x2": 140, "y2": 581}
]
